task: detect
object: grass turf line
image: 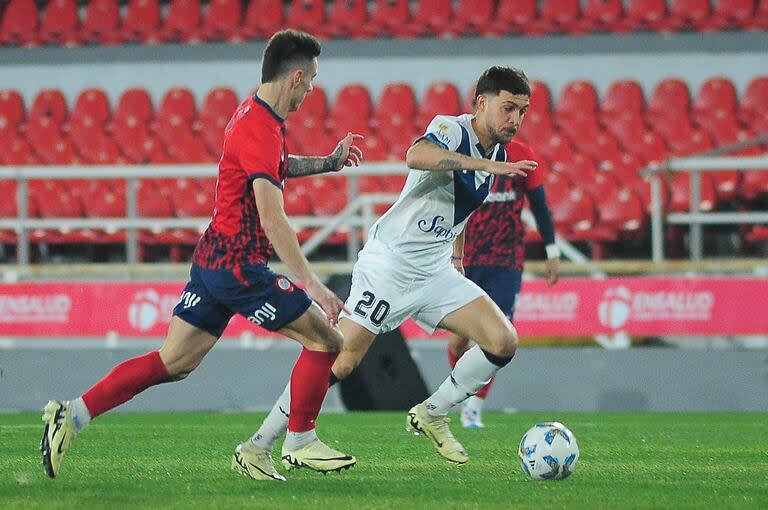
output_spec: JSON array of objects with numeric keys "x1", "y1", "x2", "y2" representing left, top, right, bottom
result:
[{"x1": 1, "y1": 412, "x2": 767, "y2": 509}]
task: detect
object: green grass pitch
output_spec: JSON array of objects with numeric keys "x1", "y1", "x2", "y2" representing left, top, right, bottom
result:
[{"x1": 2, "y1": 412, "x2": 767, "y2": 509}]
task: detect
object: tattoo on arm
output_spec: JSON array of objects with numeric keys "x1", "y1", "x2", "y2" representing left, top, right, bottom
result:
[
  {"x1": 437, "y1": 159, "x2": 462, "y2": 170},
  {"x1": 287, "y1": 149, "x2": 341, "y2": 178}
]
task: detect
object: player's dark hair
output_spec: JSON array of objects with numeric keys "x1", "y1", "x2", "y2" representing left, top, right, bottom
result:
[
  {"x1": 261, "y1": 29, "x2": 321, "y2": 84},
  {"x1": 474, "y1": 66, "x2": 530, "y2": 101}
]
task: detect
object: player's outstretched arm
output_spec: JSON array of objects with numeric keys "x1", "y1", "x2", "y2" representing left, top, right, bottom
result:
[
  {"x1": 406, "y1": 139, "x2": 537, "y2": 176},
  {"x1": 287, "y1": 132, "x2": 364, "y2": 177},
  {"x1": 252, "y1": 180, "x2": 346, "y2": 324}
]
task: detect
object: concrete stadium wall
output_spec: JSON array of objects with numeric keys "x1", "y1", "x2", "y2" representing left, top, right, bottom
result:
[
  {"x1": 1, "y1": 33, "x2": 765, "y2": 109},
  {"x1": 2, "y1": 343, "x2": 766, "y2": 413}
]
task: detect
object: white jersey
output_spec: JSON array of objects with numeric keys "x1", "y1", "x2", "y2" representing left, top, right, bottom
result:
[{"x1": 367, "y1": 113, "x2": 507, "y2": 276}]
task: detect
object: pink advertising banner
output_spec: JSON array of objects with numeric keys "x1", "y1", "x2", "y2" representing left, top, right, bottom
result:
[{"x1": 0, "y1": 278, "x2": 766, "y2": 338}]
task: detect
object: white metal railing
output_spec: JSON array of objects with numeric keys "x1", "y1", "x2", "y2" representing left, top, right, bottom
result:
[
  {"x1": 643, "y1": 134, "x2": 768, "y2": 261},
  {"x1": 0, "y1": 162, "x2": 583, "y2": 268}
]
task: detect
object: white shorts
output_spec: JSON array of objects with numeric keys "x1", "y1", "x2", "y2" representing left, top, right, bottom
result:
[{"x1": 340, "y1": 240, "x2": 487, "y2": 334}]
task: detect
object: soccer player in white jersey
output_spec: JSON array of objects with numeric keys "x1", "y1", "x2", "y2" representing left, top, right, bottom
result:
[{"x1": 244, "y1": 66, "x2": 536, "y2": 469}]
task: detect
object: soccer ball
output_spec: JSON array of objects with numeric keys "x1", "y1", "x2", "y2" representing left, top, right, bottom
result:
[{"x1": 518, "y1": 422, "x2": 579, "y2": 480}]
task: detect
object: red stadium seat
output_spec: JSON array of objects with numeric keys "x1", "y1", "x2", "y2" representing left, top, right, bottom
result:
[
  {"x1": 550, "y1": 187, "x2": 598, "y2": 237},
  {"x1": 667, "y1": 126, "x2": 712, "y2": 156},
  {"x1": 33, "y1": 186, "x2": 83, "y2": 218},
  {"x1": 172, "y1": 185, "x2": 214, "y2": 217},
  {"x1": 307, "y1": 176, "x2": 348, "y2": 215},
  {"x1": 329, "y1": 84, "x2": 372, "y2": 138},
  {"x1": 739, "y1": 76, "x2": 768, "y2": 126},
  {"x1": 0, "y1": 89, "x2": 25, "y2": 137},
  {"x1": 405, "y1": 0, "x2": 453, "y2": 37},
  {"x1": 576, "y1": 129, "x2": 624, "y2": 163},
  {"x1": 165, "y1": 133, "x2": 212, "y2": 163},
  {"x1": 647, "y1": 78, "x2": 691, "y2": 124},
  {"x1": 160, "y1": 0, "x2": 203, "y2": 43},
  {"x1": 668, "y1": 0, "x2": 716, "y2": 31},
  {"x1": 239, "y1": 0, "x2": 283, "y2": 40},
  {"x1": 711, "y1": 0, "x2": 756, "y2": 29},
  {"x1": 0, "y1": 134, "x2": 37, "y2": 164},
  {"x1": 373, "y1": 82, "x2": 417, "y2": 144},
  {"x1": 80, "y1": 181, "x2": 126, "y2": 217},
  {"x1": 115, "y1": 88, "x2": 154, "y2": 123},
  {"x1": 138, "y1": 181, "x2": 175, "y2": 217},
  {"x1": 39, "y1": 0, "x2": 80, "y2": 46},
  {"x1": 745, "y1": 0, "x2": 768, "y2": 29},
  {"x1": 154, "y1": 87, "x2": 197, "y2": 144},
  {"x1": 201, "y1": 0, "x2": 242, "y2": 42},
  {"x1": 529, "y1": 80, "x2": 553, "y2": 117},
  {"x1": 0, "y1": 0, "x2": 39, "y2": 46},
  {"x1": 25, "y1": 116, "x2": 75, "y2": 164},
  {"x1": 597, "y1": 187, "x2": 646, "y2": 235},
  {"x1": 582, "y1": 171, "x2": 621, "y2": 203},
  {"x1": 283, "y1": 183, "x2": 313, "y2": 217},
  {"x1": 745, "y1": 225, "x2": 768, "y2": 243},
  {"x1": 448, "y1": 0, "x2": 494, "y2": 36},
  {"x1": 359, "y1": 135, "x2": 390, "y2": 162},
  {"x1": 598, "y1": 152, "x2": 643, "y2": 181},
  {"x1": 328, "y1": 0, "x2": 371, "y2": 38},
  {"x1": 199, "y1": 115, "x2": 228, "y2": 158},
  {"x1": 122, "y1": 0, "x2": 162, "y2": 44},
  {"x1": 287, "y1": 0, "x2": 332, "y2": 39},
  {"x1": 535, "y1": 133, "x2": 576, "y2": 164},
  {"x1": 484, "y1": 0, "x2": 541, "y2": 36},
  {"x1": 294, "y1": 86, "x2": 328, "y2": 123},
  {"x1": 606, "y1": 111, "x2": 647, "y2": 147},
  {"x1": 583, "y1": 0, "x2": 627, "y2": 32},
  {"x1": 668, "y1": 172, "x2": 718, "y2": 212},
  {"x1": 535, "y1": 0, "x2": 589, "y2": 34},
  {"x1": 417, "y1": 82, "x2": 461, "y2": 129},
  {"x1": 0, "y1": 180, "x2": 20, "y2": 217},
  {"x1": 550, "y1": 152, "x2": 598, "y2": 182},
  {"x1": 557, "y1": 112, "x2": 602, "y2": 147},
  {"x1": 367, "y1": 0, "x2": 411, "y2": 37},
  {"x1": 72, "y1": 88, "x2": 111, "y2": 125},
  {"x1": 386, "y1": 128, "x2": 419, "y2": 160},
  {"x1": 693, "y1": 77, "x2": 738, "y2": 123},
  {"x1": 200, "y1": 87, "x2": 238, "y2": 121},
  {"x1": 76, "y1": 131, "x2": 122, "y2": 165},
  {"x1": 112, "y1": 115, "x2": 152, "y2": 163},
  {"x1": 600, "y1": 80, "x2": 645, "y2": 122},
  {"x1": 555, "y1": 80, "x2": 598, "y2": 121},
  {"x1": 29, "y1": 89, "x2": 68, "y2": 124},
  {"x1": 80, "y1": 0, "x2": 122, "y2": 45},
  {"x1": 623, "y1": 0, "x2": 669, "y2": 31},
  {"x1": 627, "y1": 129, "x2": 669, "y2": 165}
]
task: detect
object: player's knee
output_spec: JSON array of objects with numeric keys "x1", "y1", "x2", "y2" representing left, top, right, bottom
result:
[
  {"x1": 332, "y1": 354, "x2": 361, "y2": 380},
  {"x1": 485, "y1": 326, "x2": 518, "y2": 359}
]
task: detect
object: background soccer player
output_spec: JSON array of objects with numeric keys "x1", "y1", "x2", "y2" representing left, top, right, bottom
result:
[
  {"x1": 449, "y1": 136, "x2": 560, "y2": 429},
  {"x1": 249, "y1": 66, "x2": 538, "y2": 466},
  {"x1": 41, "y1": 29, "x2": 363, "y2": 481}
]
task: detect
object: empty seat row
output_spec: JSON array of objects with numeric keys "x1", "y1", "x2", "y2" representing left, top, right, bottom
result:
[{"x1": 2, "y1": 0, "x2": 767, "y2": 47}]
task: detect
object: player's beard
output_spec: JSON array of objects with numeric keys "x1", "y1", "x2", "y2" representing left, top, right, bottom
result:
[{"x1": 490, "y1": 124, "x2": 517, "y2": 145}]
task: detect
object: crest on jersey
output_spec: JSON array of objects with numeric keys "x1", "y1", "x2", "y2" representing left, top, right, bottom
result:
[{"x1": 276, "y1": 276, "x2": 293, "y2": 292}]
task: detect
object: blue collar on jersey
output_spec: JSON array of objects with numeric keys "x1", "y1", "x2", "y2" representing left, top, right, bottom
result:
[{"x1": 252, "y1": 94, "x2": 285, "y2": 124}]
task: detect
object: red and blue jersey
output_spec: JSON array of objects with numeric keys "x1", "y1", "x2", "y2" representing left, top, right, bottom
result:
[
  {"x1": 192, "y1": 95, "x2": 288, "y2": 270},
  {"x1": 463, "y1": 140, "x2": 545, "y2": 270}
]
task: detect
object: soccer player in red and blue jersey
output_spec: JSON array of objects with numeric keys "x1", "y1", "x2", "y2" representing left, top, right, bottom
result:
[
  {"x1": 449, "y1": 138, "x2": 560, "y2": 428},
  {"x1": 41, "y1": 30, "x2": 363, "y2": 481}
]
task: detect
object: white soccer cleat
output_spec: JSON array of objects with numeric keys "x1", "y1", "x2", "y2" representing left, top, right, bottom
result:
[
  {"x1": 281, "y1": 438, "x2": 356, "y2": 473},
  {"x1": 460, "y1": 396, "x2": 486, "y2": 428},
  {"x1": 231, "y1": 442, "x2": 286, "y2": 481},
  {"x1": 40, "y1": 400, "x2": 76, "y2": 478},
  {"x1": 406, "y1": 403, "x2": 469, "y2": 464}
]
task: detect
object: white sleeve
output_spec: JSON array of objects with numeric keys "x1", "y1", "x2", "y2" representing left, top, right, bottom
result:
[{"x1": 419, "y1": 115, "x2": 463, "y2": 152}]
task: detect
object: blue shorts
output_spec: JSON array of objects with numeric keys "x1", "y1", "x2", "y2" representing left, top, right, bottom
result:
[
  {"x1": 172, "y1": 263, "x2": 312, "y2": 337},
  {"x1": 464, "y1": 265, "x2": 522, "y2": 320}
]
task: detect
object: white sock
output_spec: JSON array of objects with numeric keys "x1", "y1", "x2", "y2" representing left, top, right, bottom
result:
[
  {"x1": 283, "y1": 429, "x2": 317, "y2": 451},
  {"x1": 425, "y1": 345, "x2": 502, "y2": 416},
  {"x1": 250, "y1": 382, "x2": 290, "y2": 450},
  {"x1": 70, "y1": 397, "x2": 91, "y2": 433}
]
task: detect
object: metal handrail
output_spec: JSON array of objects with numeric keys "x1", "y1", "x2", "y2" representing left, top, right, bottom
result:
[{"x1": 641, "y1": 135, "x2": 768, "y2": 261}]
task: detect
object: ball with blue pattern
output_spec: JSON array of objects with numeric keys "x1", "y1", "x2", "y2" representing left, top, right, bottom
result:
[{"x1": 518, "y1": 422, "x2": 579, "y2": 480}]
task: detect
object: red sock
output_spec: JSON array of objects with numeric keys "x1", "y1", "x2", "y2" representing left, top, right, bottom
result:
[
  {"x1": 447, "y1": 346, "x2": 460, "y2": 368},
  {"x1": 81, "y1": 350, "x2": 169, "y2": 418},
  {"x1": 288, "y1": 348, "x2": 338, "y2": 433},
  {"x1": 475, "y1": 377, "x2": 495, "y2": 400}
]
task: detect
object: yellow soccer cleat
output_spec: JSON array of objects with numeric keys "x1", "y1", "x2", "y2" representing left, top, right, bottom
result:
[
  {"x1": 40, "y1": 400, "x2": 76, "y2": 478},
  {"x1": 231, "y1": 441, "x2": 286, "y2": 481},
  {"x1": 281, "y1": 439, "x2": 356, "y2": 474},
  {"x1": 406, "y1": 402, "x2": 469, "y2": 464}
]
